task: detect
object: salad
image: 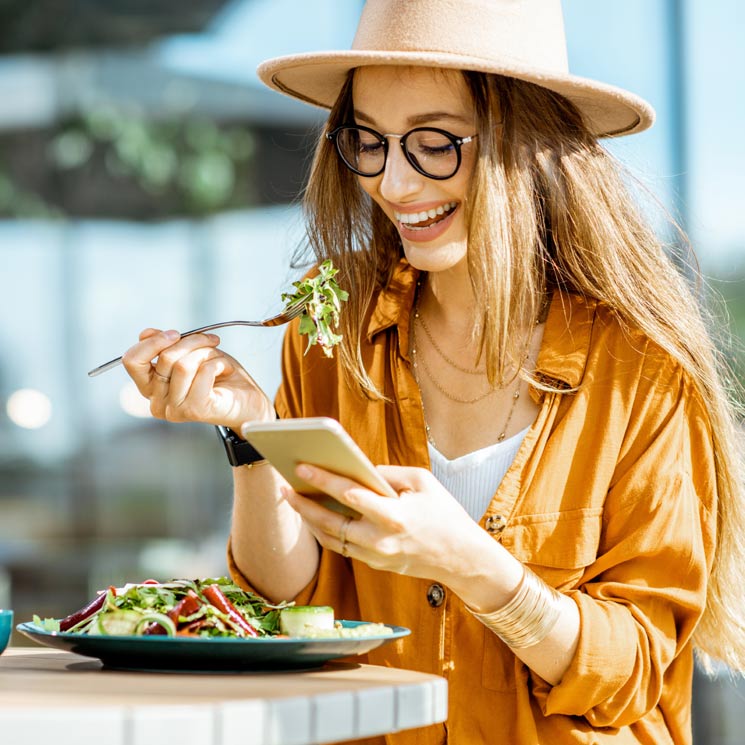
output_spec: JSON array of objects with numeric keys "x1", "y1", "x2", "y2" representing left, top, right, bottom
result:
[
  {"x1": 282, "y1": 259, "x2": 349, "y2": 358},
  {"x1": 33, "y1": 576, "x2": 391, "y2": 640}
]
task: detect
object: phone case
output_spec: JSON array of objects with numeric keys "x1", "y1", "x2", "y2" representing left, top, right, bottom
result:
[{"x1": 241, "y1": 417, "x2": 397, "y2": 517}]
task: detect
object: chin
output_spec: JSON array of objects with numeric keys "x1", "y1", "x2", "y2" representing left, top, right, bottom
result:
[{"x1": 400, "y1": 239, "x2": 468, "y2": 274}]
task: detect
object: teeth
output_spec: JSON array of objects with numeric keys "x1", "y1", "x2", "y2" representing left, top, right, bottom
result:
[{"x1": 394, "y1": 201, "x2": 456, "y2": 225}]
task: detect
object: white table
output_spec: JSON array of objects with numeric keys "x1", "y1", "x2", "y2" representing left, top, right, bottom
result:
[{"x1": 0, "y1": 648, "x2": 447, "y2": 745}]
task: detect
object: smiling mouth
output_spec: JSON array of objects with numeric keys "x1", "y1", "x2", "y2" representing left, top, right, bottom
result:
[{"x1": 394, "y1": 201, "x2": 458, "y2": 230}]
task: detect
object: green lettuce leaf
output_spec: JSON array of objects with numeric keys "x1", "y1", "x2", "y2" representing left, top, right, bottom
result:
[{"x1": 281, "y1": 260, "x2": 349, "y2": 358}]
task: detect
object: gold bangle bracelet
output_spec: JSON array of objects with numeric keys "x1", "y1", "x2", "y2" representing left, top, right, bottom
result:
[{"x1": 466, "y1": 565, "x2": 562, "y2": 648}]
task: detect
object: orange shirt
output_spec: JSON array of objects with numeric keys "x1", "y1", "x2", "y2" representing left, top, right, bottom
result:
[{"x1": 229, "y1": 259, "x2": 716, "y2": 745}]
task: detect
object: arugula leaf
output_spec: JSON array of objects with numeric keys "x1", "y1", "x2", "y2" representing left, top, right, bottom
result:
[{"x1": 281, "y1": 260, "x2": 349, "y2": 358}]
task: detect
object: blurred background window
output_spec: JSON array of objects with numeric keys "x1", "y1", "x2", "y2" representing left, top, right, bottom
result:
[{"x1": 0, "y1": 1, "x2": 743, "y2": 740}]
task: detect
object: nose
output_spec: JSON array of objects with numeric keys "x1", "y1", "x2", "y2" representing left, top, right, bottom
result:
[{"x1": 378, "y1": 139, "x2": 425, "y2": 202}]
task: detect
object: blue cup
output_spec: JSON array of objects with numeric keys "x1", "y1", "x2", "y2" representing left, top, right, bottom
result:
[{"x1": 0, "y1": 609, "x2": 13, "y2": 653}]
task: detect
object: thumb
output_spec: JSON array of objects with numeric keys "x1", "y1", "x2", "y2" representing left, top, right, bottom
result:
[
  {"x1": 375, "y1": 465, "x2": 429, "y2": 493},
  {"x1": 214, "y1": 358, "x2": 236, "y2": 378}
]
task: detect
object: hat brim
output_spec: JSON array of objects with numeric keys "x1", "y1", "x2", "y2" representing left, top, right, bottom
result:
[{"x1": 257, "y1": 50, "x2": 654, "y2": 138}]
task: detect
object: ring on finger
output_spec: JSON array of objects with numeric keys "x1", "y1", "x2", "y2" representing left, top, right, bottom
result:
[
  {"x1": 339, "y1": 515, "x2": 353, "y2": 557},
  {"x1": 153, "y1": 370, "x2": 171, "y2": 384}
]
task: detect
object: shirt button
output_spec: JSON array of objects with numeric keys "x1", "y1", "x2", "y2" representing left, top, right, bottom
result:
[
  {"x1": 485, "y1": 514, "x2": 507, "y2": 534},
  {"x1": 426, "y1": 583, "x2": 445, "y2": 608}
]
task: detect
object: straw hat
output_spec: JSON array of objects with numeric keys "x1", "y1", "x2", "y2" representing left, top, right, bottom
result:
[{"x1": 257, "y1": 0, "x2": 654, "y2": 137}]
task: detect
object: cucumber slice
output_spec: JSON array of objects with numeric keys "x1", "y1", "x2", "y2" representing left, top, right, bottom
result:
[
  {"x1": 279, "y1": 606, "x2": 335, "y2": 637},
  {"x1": 92, "y1": 610, "x2": 141, "y2": 636},
  {"x1": 134, "y1": 612, "x2": 176, "y2": 637}
]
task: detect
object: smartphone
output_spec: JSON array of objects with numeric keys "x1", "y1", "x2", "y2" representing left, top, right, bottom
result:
[{"x1": 241, "y1": 417, "x2": 397, "y2": 517}]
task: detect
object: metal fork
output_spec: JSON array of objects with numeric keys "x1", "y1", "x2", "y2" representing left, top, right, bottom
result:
[{"x1": 87, "y1": 302, "x2": 305, "y2": 378}]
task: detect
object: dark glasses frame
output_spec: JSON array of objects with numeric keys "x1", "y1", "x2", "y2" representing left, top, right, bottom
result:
[{"x1": 326, "y1": 124, "x2": 477, "y2": 180}]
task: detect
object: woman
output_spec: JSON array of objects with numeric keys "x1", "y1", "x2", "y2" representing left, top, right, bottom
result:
[{"x1": 122, "y1": 1, "x2": 745, "y2": 742}]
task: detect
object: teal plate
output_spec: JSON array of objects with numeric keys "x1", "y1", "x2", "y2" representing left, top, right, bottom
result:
[{"x1": 16, "y1": 621, "x2": 410, "y2": 673}]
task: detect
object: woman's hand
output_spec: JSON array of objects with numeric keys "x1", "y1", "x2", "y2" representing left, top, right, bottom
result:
[
  {"x1": 121, "y1": 328, "x2": 275, "y2": 430},
  {"x1": 281, "y1": 463, "x2": 498, "y2": 588},
  {"x1": 283, "y1": 463, "x2": 578, "y2": 686}
]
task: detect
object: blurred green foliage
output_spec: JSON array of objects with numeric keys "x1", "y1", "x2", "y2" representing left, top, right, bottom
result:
[
  {"x1": 709, "y1": 270, "x2": 745, "y2": 389},
  {"x1": 0, "y1": 104, "x2": 256, "y2": 218},
  {"x1": 712, "y1": 276, "x2": 745, "y2": 334},
  {"x1": 50, "y1": 105, "x2": 256, "y2": 213},
  {"x1": 0, "y1": 169, "x2": 61, "y2": 218}
]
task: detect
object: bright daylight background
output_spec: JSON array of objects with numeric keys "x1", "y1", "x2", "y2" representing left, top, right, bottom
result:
[{"x1": 0, "y1": 1, "x2": 743, "y2": 740}]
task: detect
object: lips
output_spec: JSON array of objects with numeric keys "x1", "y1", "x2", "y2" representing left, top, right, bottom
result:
[
  {"x1": 393, "y1": 201, "x2": 459, "y2": 242},
  {"x1": 394, "y1": 201, "x2": 457, "y2": 227}
]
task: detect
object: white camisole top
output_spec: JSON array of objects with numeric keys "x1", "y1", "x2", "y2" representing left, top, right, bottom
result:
[{"x1": 428, "y1": 426, "x2": 531, "y2": 522}]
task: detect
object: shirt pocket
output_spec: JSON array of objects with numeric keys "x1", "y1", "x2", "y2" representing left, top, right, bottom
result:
[
  {"x1": 500, "y1": 506, "x2": 604, "y2": 588},
  {"x1": 481, "y1": 506, "x2": 603, "y2": 692}
]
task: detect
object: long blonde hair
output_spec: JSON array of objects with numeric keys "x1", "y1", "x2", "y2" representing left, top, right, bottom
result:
[{"x1": 299, "y1": 69, "x2": 745, "y2": 673}]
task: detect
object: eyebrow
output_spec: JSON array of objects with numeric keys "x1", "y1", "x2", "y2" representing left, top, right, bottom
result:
[{"x1": 353, "y1": 109, "x2": 473, "y2": 128}]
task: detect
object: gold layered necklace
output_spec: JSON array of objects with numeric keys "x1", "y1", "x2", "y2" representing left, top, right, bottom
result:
[
  {"x1": 410, "y1": 291, "x2": 525, "y2": 449},
  {"x1": 415, "y1": 302, "x2": 486, "y2": 376},
  {"x1": 412, "y1": 306, "x2": 502, "y2": 404}
]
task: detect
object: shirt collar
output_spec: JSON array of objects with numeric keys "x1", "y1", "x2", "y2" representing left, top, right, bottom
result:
[
  {"x1": 366, "y1": 260, "x2": 596, "y2": 389},
  {"x1": 535, "y1": 291, "x2": 597, "y2": 389},
  {"x1": 366, "y1": 258, "x2": 420, "y2": 355}
]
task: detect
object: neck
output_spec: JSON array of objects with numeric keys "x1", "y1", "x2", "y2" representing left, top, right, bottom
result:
[
  {"x1": 418, "y1": 266, "x2": 545, "y2": 335},
  {"x1": 419, "y1": 263, "x2": 477, "y2": 329}
]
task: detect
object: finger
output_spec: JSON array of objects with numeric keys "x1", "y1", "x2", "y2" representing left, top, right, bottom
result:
[
  {"x1": 375, "y1": 464, "x2": 431, "y2": 493},
  {"x1": 154, "y1": 332, "x2": 220, "y2": 375},
  {"x1": 151, "y1": 333, "x2": 220, "y2": 393},
  {"x1": 138, "y1": 328, "x2": 162, "y2": 342},
  {"x1": 164, "y1": 343, "x2": 223, "y2": 406},
  {"x1": 282, "y1": 485, "x2": 335, "y2": 528},
  {"x1": 122, "y1": 329, "x2": 181, "y2": 391},
  {"x1": 181, "y1": 355, "x2": 241, "y2": 421},
  {"x1": 152, "y1": 370, "x2": 173, "y2": 386},
  {"x1": 304, "y1": 521, "x2": 353, "y2": 559},
  {"x1": 283, "y1": 486, "x2": 396, "y2": 566},
  {"x1": 295, "y1": 464, "x2": 387, "y2": 520},
  {"x1": 187, "y1": 355, "x2": 231, "y2": 402},
  {"x1": 282, "y1": 486, "x2": 356, "y2": 545}
]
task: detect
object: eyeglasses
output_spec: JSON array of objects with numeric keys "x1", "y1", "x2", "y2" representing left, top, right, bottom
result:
[{"x1": 326, "y1": 124, "x2": 477, "y2": 180}]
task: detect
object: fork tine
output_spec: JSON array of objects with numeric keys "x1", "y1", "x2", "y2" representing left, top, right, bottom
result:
[
  {"x1": 289, "y1": 302, "x2": 305, "y2": 318},
  {"x1": 265, "y1": 302, "x2": 305, "y2": 326}
]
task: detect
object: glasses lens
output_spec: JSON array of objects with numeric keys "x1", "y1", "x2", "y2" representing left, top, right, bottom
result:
[
  {"x1": 335, "y1": 127, "x2": 386, "y2": 176},
  {"x1": 404, "y1": 129, "x2": 459, "y2": 178}
]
